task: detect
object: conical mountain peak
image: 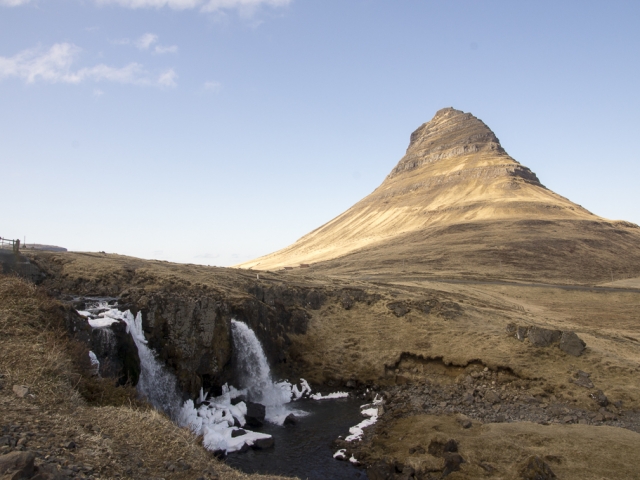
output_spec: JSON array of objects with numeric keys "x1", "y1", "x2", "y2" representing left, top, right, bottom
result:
[{"x1": 237, "y1": 108, "x2": 628, "y2": 276}]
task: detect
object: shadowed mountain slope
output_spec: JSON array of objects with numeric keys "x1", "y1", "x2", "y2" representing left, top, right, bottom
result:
[{"x1": 238, "y1": 108, "x2": 640, "y2": 283}]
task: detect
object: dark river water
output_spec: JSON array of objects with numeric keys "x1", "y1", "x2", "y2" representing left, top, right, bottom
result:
[{"x1": 226, "y1": 397, "x2": 369, "y2": 480}]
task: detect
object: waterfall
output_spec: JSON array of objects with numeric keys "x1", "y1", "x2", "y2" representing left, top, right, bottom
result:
[
  {"x1": 77, "y1": 304, "x2": 321, "y2": 454},
  {"x1": 231, "y1": 320, "x2": 293, "y2": 408},
  {"x1": 122, "y1": 310, "x2": 181, "y2": 417}
]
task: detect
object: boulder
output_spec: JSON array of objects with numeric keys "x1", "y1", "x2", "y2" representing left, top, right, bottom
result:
[
  {"x1": 231, "y1": 429, "x2": 246, "y2": 438},
  {"x1": 516, "y1": 326, "x2": 529, "y2": 342},
  {"x1": 591, "y1": 390, "x2": 609, "y2": 407},
  {"x1": 283, "y1": 414, "x2": 297, "y2": 426},
  {"x1": 572, "y1": 371, "x2": 594, "y2": 389},
  {"x1": 0, "y1": 451, "x2": 35, "y2": 478},
  {"x1": 245, "y1": 402, "x2": 266, "y2": 428},
  {"x1": 442, "y1": 452, "x2": 464, "y2": 477},
  {"x1": 559, "y1": 331, "x2": 586, "y2": 356},
  {"x1": 251, "y1": 437, "x2": 274, "y2": 450},
  {"x1": 519, "y1": 455, "x2": 556, "y2": 479},
  {"x1": 387, "y1": 302, "x2": 410, "y2": 317},
  {"x1": 484, "y1": 390, "x2": 501, "y2": 404},
  {"x1": 12, "y1": 385, "x2": 29, "y2": 398},
  {"x1": 528, "y1": 327, "x2": 562, "y2": 347},
  {"x1": 456, "y1": 416, "x2": 472, "y2": 429}
]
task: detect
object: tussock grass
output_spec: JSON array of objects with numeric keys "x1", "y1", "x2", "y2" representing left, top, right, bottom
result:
[{"x1": 0, "y1": 275, "x2": 83, "y2": 408}]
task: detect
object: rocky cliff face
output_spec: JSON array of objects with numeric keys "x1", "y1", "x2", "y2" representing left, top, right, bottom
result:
[
  {"x1": 29, "y1": 252, "x2": 378, "y2": 398},
  {"x1": 389, "y1": 108, "x2": 519, "y2": 178}
]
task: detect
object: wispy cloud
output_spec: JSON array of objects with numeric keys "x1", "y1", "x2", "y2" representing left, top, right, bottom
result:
[
  {"x1": 203, "y1": 80, "x2": 221, "y2": 92},
  {"x1": 94, "y1": 0, "x2": 292, "y2": 12},
  {"x1": 1, "y1": 0, "x2": 293, "y2": 15},
  {"x1": 135, "y1": 33, "x2": 158, "y2": 50},
  {"x1": 115, "y1": 34, "x2": 178, "y2": 54},
  {"x1": 155, "y1": 44, "x2": 178, "y2": 54},
  {"x1": 0, "y1": 0, "x2": 31, "y2": 6},
  {"x1": 0, "y1": 43, "x2": 177, "y2": 87}
]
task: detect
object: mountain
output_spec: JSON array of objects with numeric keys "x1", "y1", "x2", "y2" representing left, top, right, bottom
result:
[{"x1": 238, "y1": 108, "x2": 640, "y2": 283}]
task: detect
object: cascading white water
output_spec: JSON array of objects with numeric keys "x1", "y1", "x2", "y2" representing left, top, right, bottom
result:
[
  {"x1": 231, "y1": 319, "x2": 293, "y2": 409},
  {"x1": 122, "y1": 310, "x2": 181, "y2": 417}
]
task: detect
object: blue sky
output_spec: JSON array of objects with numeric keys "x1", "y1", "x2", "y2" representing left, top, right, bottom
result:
[{"x1": 2, "y1": 0, "x2": 639, "y2": 266}]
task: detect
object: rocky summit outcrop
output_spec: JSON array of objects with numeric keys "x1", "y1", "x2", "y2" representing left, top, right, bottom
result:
[{"x1": 237, "y1": 108, "x2": 640, "y2": 283}]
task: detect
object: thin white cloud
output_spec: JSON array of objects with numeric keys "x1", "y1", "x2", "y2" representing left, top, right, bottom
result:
[
  {"x1": 94, "y1": 0, "x2": 291, "y2": 12},
  {"x1": 93, "y1": 88, "x2": 105, "y2": 97},
  {"x1": 203, "y1": 80, "x2": 221, "y2": 92},
  {"x1": 157, "y1": 68, "x2": 177, "y2": 87},
  {"x1": 0, "y1": 43, "x2": 176, "y2": 87},
  {"x1": 201, "y1": 0, "x2": 291, "y2": 13},
  {"x1": 155, "y1": 44, "x2": 178, "y2": 54},
  {"x1": 135, "y1": 33, "x2": 158, "y2": 50},
  {"x1": 0, "y1": 0, "x2": 31, "y2": 6},
  {"x1": 96, "y1": 0, "x2": 201, "y2": 8}
]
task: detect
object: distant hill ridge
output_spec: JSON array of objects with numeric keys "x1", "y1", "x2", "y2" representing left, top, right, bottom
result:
[{"x1": 238, "y1": 108, "x2": 640, "y2": 283}]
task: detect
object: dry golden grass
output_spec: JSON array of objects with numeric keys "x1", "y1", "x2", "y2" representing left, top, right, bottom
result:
[
  {"x1": 0, "y1": 275, "x2": 84, "y2": 409},
  {"x1": 362, "y1": 414, "x2": 640, "y2": 479}
]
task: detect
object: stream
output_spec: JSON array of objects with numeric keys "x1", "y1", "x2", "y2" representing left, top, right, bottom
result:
[{"x1": 226, "y1": 397, "x2": 368, "y2": 480}]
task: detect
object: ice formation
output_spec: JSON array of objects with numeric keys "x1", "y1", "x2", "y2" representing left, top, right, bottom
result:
[
  {"x1": 177, "y1": 387, "x2": 273, "y2": 453},
  {"x1": 311, "y1": 391, "x2": 349, "y2": 400},
  {"x1": 88, "y1": 350, "x2": 100, "y2": 375},
  {"x1": 344, "y1": 394, "x2": 383, "y2": 442}
]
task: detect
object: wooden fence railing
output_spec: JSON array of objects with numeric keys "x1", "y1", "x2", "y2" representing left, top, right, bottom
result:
[{"x1": 0, "y1": 237, "x2": 20, "y2": 253}]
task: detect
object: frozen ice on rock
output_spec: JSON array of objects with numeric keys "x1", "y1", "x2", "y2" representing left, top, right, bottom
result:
[
  {"x1": 333, "y1": 449, "x2": 347, "y2": 460},
  {"x1": 88, "y1": 350, "x2": 99, "y2": 367},
  {"x1": 344, "y1": 394, "x2": 382, "y2": 442},
  {"x1": 292, "y1": 379, "x2": 312, "y2": 399},
  {"x1": 311, "y1": 391, "x2": 349, "y2": 400},
  {"x1": 177, "y1": 386, "x2": 274, "y2": 453}
]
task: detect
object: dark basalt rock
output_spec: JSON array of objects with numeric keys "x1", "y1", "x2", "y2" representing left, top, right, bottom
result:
[
  {"x1": 591, "y1": 389, "x2": 609, "y2": 407},
  {"x1": 528, "y1": 327, "x2": 562, "y2": 347},
  {"x1": 519, "y1": 455, "x2": 556, "y2": 480},
  {"x1": 90, "y1": 321, "x2": 141, "y2": 386},
  {"x1": 559, "y1": 331, "x2": 586, "y2": 356},
  {"x1": 0, "y1": 451, "x2": 35, "y2": 478},
  {"x1": 283, "y1": 413, "x2": 297, "y2": 426},
  {"x1": 251, "y1": 437, "x2": 274, "y2": 450},
  {"x1": 507, "y1": 323, "x2": 586, "y2": 356},
  {"x1": 442, "y1": 452, "x2": 464, "y2": 477},
  {"x1": 387, "y1": 302, "x2": 410, "y2": 317},
  {"x1": 245, "y1": 402, "x2": 266, "y2": 428}
]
